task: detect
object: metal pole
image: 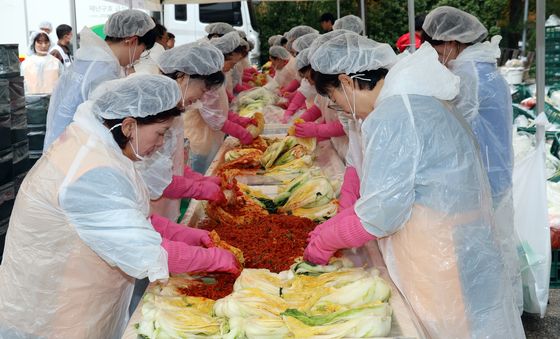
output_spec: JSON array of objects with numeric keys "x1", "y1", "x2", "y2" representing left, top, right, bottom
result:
[
  {"x1": 521, "y1": 0, "x2": 529, "y2": 56},
  {"x1": 23, "y1": 0, "x2": 30, "y2": 50},
  {"x1": 535, "y1": 0, "x2": 545, "y2": 115},
  {"x1": 69, "y1": 0, "x2": 78, "y2": 54},
  {"x1": 360, "y1": 0, "x2": 366, "y2": 36},
  {"x1": 408, "y1": 0, "x2": 415, "y2": 52},
  {"x1": 336, "y1": 0, "x2": 340, "y2": 19}
]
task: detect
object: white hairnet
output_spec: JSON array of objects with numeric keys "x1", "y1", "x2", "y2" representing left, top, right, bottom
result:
[
  {"x1": 308, "y1": 29, "x2": 357, "y2": 59},
  {"x1": 292, "y1": 32, "x2": 320, "y2": 52},
  {"x1": 269, "y1": 46, "x2": 291, "y2": 60},
  {"x1": 268, "y1": 35, "x2": 283, "y2": 46},
  {"x1": 104, "y1": 9, "x2": 155, "y2": 38},
  {"x1": 91, "y1": 74, "x2": 181, "y2": 120},
  {"x1": 423, "y1": 6, "x2": 488, "y2": 44},
  {"x1": 296, "y1": 48, "x2": 311, "y2": 70},
  {"x1": 237, "y1": 30, "x2": 246, "y2": 39},
  {"x1": 333, "y1": 15, "x2": 365, "y2": 34},
  {"x1": 28, "y1": 30, "x2": 52, "y2": 55},
  {"x1": 285, "y1": 26, "x2": 319, "y2": 42},
  {"x1": 210, "y1": 31, "x2": 242, "y2": 54},
  {"x1": 205, "y1": 22, "x2": 235, "y2": 36},
  {"x1": 158, "y1": 42, "x2": 224, "y2": 75},
  {"x1": 39, "y1": 21, "x2": 52, "y2": 30},
  {"x1": 311, "y1": 33, "x2": 397, "y2": 74}
]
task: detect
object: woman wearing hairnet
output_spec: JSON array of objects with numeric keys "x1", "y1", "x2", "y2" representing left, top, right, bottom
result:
[
  {"x1": 0, "y1": 75, "x2": 239, "y2": 339},
  {"x1": 423, "y1": 6, "x2": 522, "y2": 312},
  {"x1": 304, "y1": 33, "x2": 525, "y2": 338},
  {"x1": 184, "y1": 32, "x2": 255, "y2": 174},
  {"x1": 21, "y1": 30, "x2": 63, "y2": 94},
  {"x1": 43, "y1": 9, "x2": 157, "y2": 151},
  {"x1": 332, "y1": 14, "x2": 365, "y2": 34}
]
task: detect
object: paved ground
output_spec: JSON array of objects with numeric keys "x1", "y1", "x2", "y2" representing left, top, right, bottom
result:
[{"x1": 523, "y1": 288, "x2": 560, "y2": 338}]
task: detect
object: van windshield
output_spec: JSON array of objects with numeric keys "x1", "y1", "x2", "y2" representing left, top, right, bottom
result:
[{"x1": 199, "y1": 2, "x2": 243, "y2": 26}]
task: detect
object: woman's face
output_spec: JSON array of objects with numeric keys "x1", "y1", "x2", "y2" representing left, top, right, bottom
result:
[
  {"x1": 327, "y1": 74, "x2": 384, "y2": 120},
  {"x1": 34, "y1": 35, "x2": 50, "y2": 55},
  {"x1": 178, "y1": 75, "x2": 206, "y2": 108},
  {"x1": 122, "y1": 117, "x2": 175, "y2": 160},
  {"x1": 223, "y1": 52, "x2": 243, "y2": 72},
  {"x1": 432, "y1": 41, "x2": 461, "y2": 67}
]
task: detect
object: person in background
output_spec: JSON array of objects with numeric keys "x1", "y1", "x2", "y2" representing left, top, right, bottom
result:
[
  {"x1": 21, "y1": 31, "x2": 63, "y2": 95},
  {"x1": 422, "y1": 5, "x2": 522, "y2": 313},
  {"x1": 167, "y1": 32, "x2": 175, "y2": 49},
  {"x1": 38, "y1": 21, "x2": 53, "y2": 34},
  {"x1": 205, "y1": 22, "x2": 235, "y2": 40},
  {"x1": 395, "y1": 14, "x2": 425, "y2": 53},
  {"x1": 268, "y1": 46, "x2": 295, "y2": 92},
  {"x1": 0, "y1": 74, "x2": 239, "y2": 338},
  {"x1": 50, "y1": 24, "x2": 73, "y2": 67},
  {"x1": 184, "y1": 32, "x2": 255, "y2": 174},
  {"x1": 320, "y1": 12, "x2": 335, "y2": 32},
  {"x1": 333, "y1": 14, "x2": 364, "y2": 34},
  {"x1": 135, "y1": 23, "x2": 169, "y2": 74},
  {"x1": 44, "y1": 9, "x2": 156, "y2": 151},
  {"x1": 304, "y1": 33, "x2": 525, "y2": 338}
]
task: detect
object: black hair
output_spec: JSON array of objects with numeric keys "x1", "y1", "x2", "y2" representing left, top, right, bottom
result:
[
  {"x1": 32, "y1": 32, "x2": 50, "y2": 53},
  {"x1": 280, "y1": 37, "x2": 288, "y2": 47},
  {"x1": 421, "y1": 30, "x2": 474, "y2": 47},
  {"x1": 56, "y1": 24, "x2": 72, "y2": 39},
  {"x1": 224, "y1": 45, "x2": 248, "y2": 60},
  {"x1": 105, "y1": 27, "x2": 157, "y2": 50},
  {"x1": 207, "y1": 33, "x2": 222, "y2": 40},
  {"x1": 320, "y1": 13, "x2": 335, "y2": 24},
  {"x1": 168, "y1": 32, "x2": 175, "y2": 39},
  {"x1": 154, "y1": 23, "x2": 167, "y2": 40},
  {"x1": 414, "y1": 15, "x2": 425, "y2": 31},
  {"x1": 313, "y1": 68, "x2": 389, "y2": 97},
  {"x1": 298, "y1": 65, "x2": 311, "y2": 78},
  {"x1": 163, "y1": 71, "x2": 225, "y2": 91},
  {"x1": 104, "y1": 106, "x2": 182, "y2": 149}
]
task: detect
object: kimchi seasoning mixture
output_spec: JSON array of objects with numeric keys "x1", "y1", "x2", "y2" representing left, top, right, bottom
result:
[{"x1": 177, "y1": 273, "x2": 238, "y2": 300}]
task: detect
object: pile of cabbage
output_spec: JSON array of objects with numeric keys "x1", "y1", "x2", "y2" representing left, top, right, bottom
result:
[
  {"x1": 136, "y1": 260, "x2": 392, "y2": 338},
  {"x1": 235, "y1": 88, "x2": 278, "y2": 118}
]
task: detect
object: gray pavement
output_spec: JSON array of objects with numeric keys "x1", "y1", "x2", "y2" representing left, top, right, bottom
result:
[{"x1": 523, "y1": 288, "x2": 560, "y2": 338}]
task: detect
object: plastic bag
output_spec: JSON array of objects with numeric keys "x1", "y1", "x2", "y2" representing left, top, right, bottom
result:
[{"x1": 512, "y1": 112, "x2": 551, "y2": 316}]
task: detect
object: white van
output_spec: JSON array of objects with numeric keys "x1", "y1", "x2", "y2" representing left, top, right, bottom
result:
[{"x1": 163, "y1": 2, "x2": 260, "y2": 65}]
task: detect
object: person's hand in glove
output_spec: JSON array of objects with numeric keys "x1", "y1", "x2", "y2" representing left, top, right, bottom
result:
[
  {"x1": 226, "y1": 90, "x2": 235, "y2": 103},
  {"x1": 228, "y1": 111, "x2": 257, "y2": 128},
  {"x1": 151, "y1": 213, "x2": 213, "y2": 247},
  {"x1": 294, "y1": 121, "x2": 346, "y2": 139},
  {"x1": 163, "y1": 175, "x2": 225, "y2": 202},
  {"x1": 162, "y1": 238, "x2": 241, "y2": 274},
  {"x1": 338, "y1": 166, "x2": 361, "y2": 212},
  {"x1": 183, "y1": 165, "x2": 205, "y2": 181},
  {"x1": 282, "y1": 91, "x2": 306, "y2": 123},
  {"x1": 280, "y1": 79, "x2": 300, "y2": 94},
  {"x1": 300, "y1": 104, "x2": 322, "y2": 122},
  {"x1": 234, "y1": 83, "x2": 253, "y2": 94},
  {"x1": 221, "y1": 120, "x2": 254, "y2": 145},
  {"x1": 304, "y1": 208, "x2": 376, "y2": 265}
]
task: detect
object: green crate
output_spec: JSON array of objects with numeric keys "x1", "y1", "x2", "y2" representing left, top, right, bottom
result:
[
  {"x1": 552, "y1": 250, "x2": 560, "y2": 288},
  {"x1": 546, "y1": 26, "x2": 560, "y2": 40},
  {"x1": 545, "y1": 102, "x2": 560, "y2": 125},
  {"x1": 512, "y1": 104, "x2": 535, "y2": 121},
  {"x1": 511, "y1": 84, "x2": 533, "y2": 104},
  {"x1": 546, "y1": 54, "x2": 560, "y2": 64}
]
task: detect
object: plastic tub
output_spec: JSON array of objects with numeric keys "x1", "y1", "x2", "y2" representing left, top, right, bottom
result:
[
  {"x1": 0, "y1": 44, "x2": 20, "y2": 76},
  {"x1": 0, "y1": 148, "x2": 13, "y2": 186},
  {"x1": 27, "y1": 124, "x2": 46, "y2": 151},
  {"x1": 0, "y1": 113, "x2": 10, "y2": 149},
  {"x1": 25, "y1": 94, "x2": 50, "y2": 124},
  {"x1": 501, "y1": 67, "x2": 525, "y2": 85},
  {"x1": 10, "y1": 109, "x2": 27, "y2": 144},
  {"x1": 12, "y1": 140, "x2": 29, "y2": 176},
  {"x1": 0, "y1": 182, "x2": 14, "y2": 220}
]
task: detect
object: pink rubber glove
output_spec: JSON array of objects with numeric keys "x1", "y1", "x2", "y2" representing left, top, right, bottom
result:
[
  {"x1": 338, "y1": 166, "x2": 361, "y2": 211},
  {"x1": 151, "y1": 214, "x2": 213, "y2": 247},
  {"x1": 163, "y1": 175, "x2": 225, "y2": 202},
  {"x1": 234, "y1": 83, "x2": 252, "y2": 93},
  {"x1": 221, "y1": 120, "x2": 254, "y2": 145},
  {"x1": 243, "y1": 67, "x2": 257, "y2": 75},
  {"x1": 184, "y1": 166, "x2": 205, "y2": 181},
  {"x1": 294, "y1": 121, "x2": 346, "y2": 139},
  {"x1": 162, "y1": 238, "x2": 240, "y2": 274},
  {"x1": 203, "y1": 175, "x2": 222, "y2": 185},
  {"x1": 282, "y1": 91, "x2": 306, "y2": 121},
  {"x1": 300, "y1": 104, "x2": 322, "y2": 122},
  {"x1": 242, "y1": 74, "x2": 254, "y2": 83},
  {"x1": 228, "y1": 111, "x2": 256, "y2": 128},
  {"x1": 226, "y1": 90, "x2": 235, "y2": 103},
  {"x1": 280, "y1": 79, "x2": 300, "y2": 94},
  {"x1": 304, "y1": 208, "x2": 375, "y2": 265}
]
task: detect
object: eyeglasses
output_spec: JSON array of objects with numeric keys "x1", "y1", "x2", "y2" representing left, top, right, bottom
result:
[{"x1": 327, "y1": 102, "x2": 344, "y2": 112}]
